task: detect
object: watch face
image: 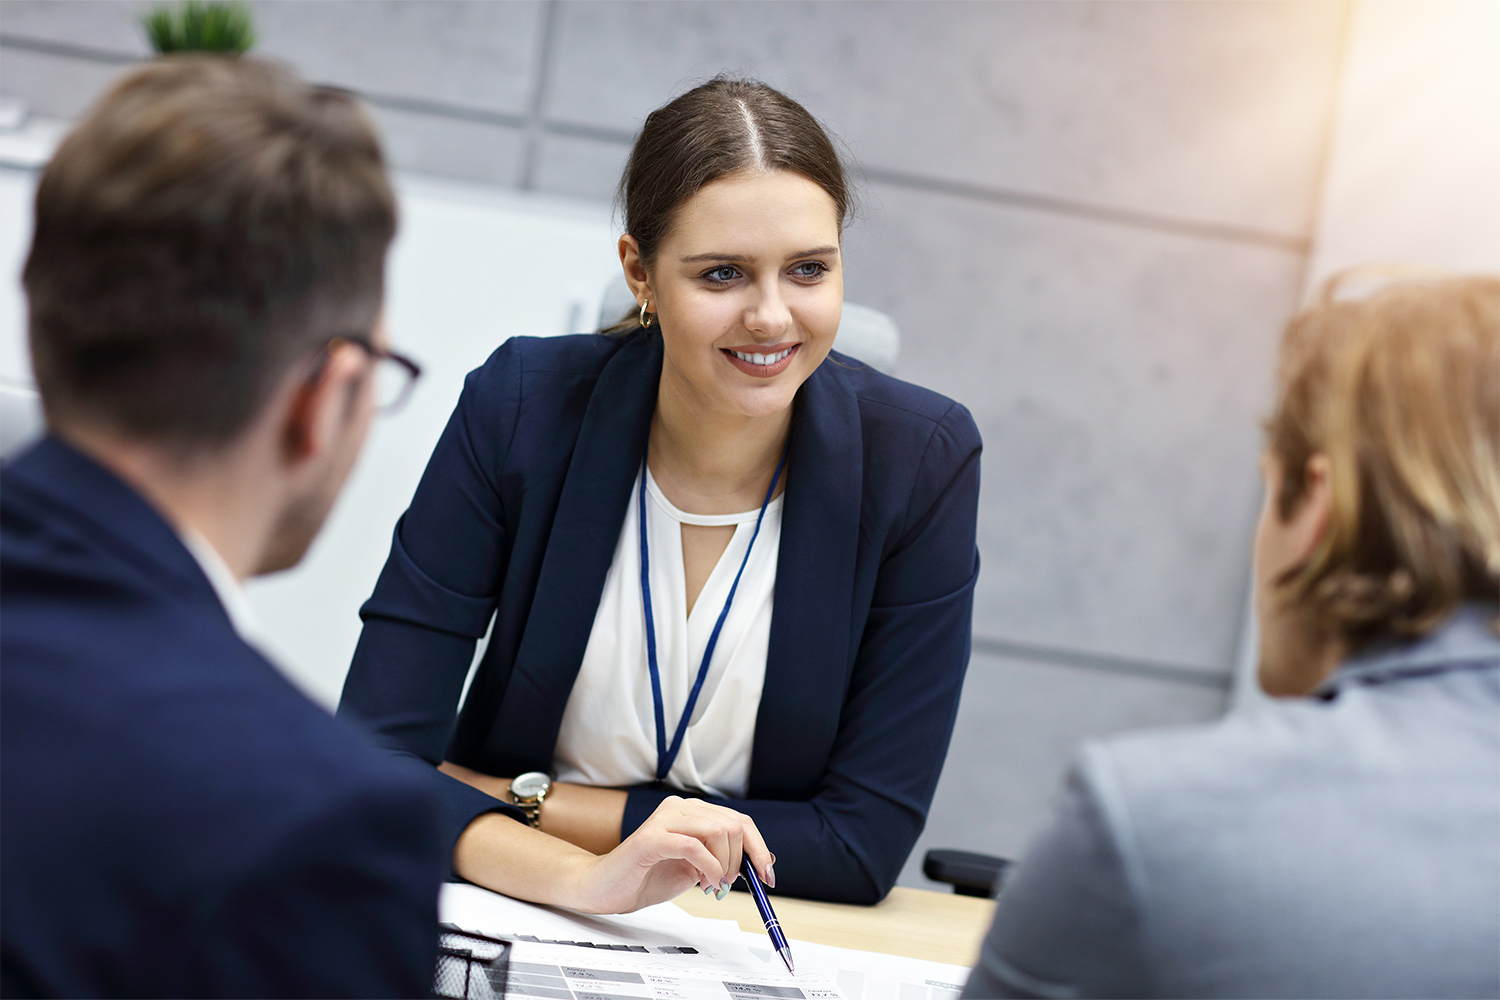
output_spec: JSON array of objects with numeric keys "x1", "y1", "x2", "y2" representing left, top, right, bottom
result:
[{"x1": 511, "y1": 772, "x2": 551, "y2": 798}]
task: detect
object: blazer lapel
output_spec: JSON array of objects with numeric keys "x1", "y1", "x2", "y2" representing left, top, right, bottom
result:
[
  {"x1": 480, "y1": 334, "x2": 661, "y2": 773},
  {"x1": 750, "y1": 358, "x2": 863, "y2": 798}
]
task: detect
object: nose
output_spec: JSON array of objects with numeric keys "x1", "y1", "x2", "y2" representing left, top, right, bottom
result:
[{"x1": 742, "y1": 278, "x2": 792, "y2": 339}]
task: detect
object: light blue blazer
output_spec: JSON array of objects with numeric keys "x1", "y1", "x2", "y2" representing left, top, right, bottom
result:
[{"x1": 965, "y1": 603, "x2": 1500, "y2": 999}]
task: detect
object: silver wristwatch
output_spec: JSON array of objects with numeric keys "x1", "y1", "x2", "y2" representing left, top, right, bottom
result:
[{"x1": 508, "y1": 771, "x2": 552, "y2": 828}]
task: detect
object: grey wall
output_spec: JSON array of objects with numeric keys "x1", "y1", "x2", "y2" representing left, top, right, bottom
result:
[{"x1": 0, "y1": 0, "x2": 1352, "y2": 889}]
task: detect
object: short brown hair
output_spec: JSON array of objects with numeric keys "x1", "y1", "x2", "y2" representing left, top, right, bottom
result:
[
  {"x1": 606, "y1": 76, "x2": 850, "y2": 332},
  {"x1": 1266, "y1": 273, "x2": 1500, "y2": 647},
  {"x1": 24, "y1": 55, "x2": 395, "y2": 448}
]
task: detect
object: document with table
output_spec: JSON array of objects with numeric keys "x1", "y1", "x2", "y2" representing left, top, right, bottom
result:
[{"x1": 439, "y1": 883, "x2": 975, "y2": 1000}]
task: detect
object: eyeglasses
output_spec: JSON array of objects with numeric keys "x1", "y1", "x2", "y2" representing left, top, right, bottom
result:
[{"x1": 322, "y1": 336, "x2": 424, "y2": 415}]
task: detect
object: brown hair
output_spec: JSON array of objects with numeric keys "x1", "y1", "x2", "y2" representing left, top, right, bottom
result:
[
  {"x1": 24, "y1": 55, "x2": 395, "y2": 449},
  {"x1": 1266, "y1": 273, "x2": 1500, "y2": 647},
  {"x1": 606, "y1": 76, "x2": 850, "y2": 332}
]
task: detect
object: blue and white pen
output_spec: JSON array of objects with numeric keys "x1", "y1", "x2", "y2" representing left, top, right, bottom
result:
[{"x1": 741, "y1": 857, "x2": 794, "y2": 974}]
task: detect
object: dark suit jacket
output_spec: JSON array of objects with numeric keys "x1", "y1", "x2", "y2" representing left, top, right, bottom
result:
[
  {"x1": 339, "y1": 330, "x2": 982, "y2": 903},
  {"x1": 1, "y1": 439, "x2": 447, "y2": 999}
]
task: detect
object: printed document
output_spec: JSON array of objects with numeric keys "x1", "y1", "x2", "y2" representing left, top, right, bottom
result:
[{"x1": 440, "y1": 883, "x2": 971, "y2": 1000}]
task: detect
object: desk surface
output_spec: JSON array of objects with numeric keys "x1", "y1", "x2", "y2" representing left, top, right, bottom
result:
[{"x1": 673, "y1": 885, "x2": 995, "y2": 968}]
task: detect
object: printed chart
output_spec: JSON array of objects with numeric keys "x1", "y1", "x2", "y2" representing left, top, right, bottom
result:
[{"x1": 503, "y1": 941, "x2": 842, "y2": 1000}]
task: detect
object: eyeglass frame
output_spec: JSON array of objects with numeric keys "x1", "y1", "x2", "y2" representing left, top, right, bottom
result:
[{"x1": 305, "y1": 334, "x2": 423, "y2": 416}]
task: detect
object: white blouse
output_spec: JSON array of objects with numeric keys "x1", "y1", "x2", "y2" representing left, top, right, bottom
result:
[{"x1": 552, "y1": 467, "x2": 782, "y2": 799}]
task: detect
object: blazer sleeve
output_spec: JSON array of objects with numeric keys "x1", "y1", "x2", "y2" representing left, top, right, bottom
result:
[
  {"x1": 338, "y1": 344, "x2": 527, "y2": 850},
  {"x1": 190, "y1": 784, "x2": 447, "y2": 999},
  {"x1": 621, "y1": 401, "x2": 982, "y2": 903},
  {"x1": 962, "y1": 746, "x2": 1154, "y2": 999}
]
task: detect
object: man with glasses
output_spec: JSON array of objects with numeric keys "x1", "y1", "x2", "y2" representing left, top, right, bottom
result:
[
  {"x1": 3, "y1": 55, "x2": 777, "y2": 1000},
  {"x1": 0, "y1": 57, "x2": 440, "y2": 998}
]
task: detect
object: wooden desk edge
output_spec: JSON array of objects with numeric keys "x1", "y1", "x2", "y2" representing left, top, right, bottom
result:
[{"x1": 672, "y1": 884, "x2": 994, "y2": 969}]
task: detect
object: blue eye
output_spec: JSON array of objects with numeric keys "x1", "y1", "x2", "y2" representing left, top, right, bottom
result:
[
  {"x1": 703, "y1": 266, "x2": 740, "y2": 284},
  {"x1": 791, "y1": 261, "x2": 829, "y2": 280}
]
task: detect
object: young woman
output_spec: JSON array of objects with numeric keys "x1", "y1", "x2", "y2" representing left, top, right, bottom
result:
[{"x1": 339, "y1": 78, "x2": 981, "y2": 904}]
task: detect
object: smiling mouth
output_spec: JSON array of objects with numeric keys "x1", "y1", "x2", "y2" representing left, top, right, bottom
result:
[
  {"x1": 729, "y1": 347, "x2": 795, "y2": 366},
  {"x1": 721, "y1": 343, "x2": 800, "y2": 378}
]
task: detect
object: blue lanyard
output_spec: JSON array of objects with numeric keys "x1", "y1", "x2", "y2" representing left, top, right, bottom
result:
[{"x1": 639, "y1": 443, "x2": 789, "y2": 783}]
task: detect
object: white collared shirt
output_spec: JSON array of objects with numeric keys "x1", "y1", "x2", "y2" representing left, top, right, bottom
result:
[
  {"x1": 552, "y1": 467, "x2": 782, "y2": 799},
  {"x1": 178, "y1": 526, "x2": 268, "y2": 652}
]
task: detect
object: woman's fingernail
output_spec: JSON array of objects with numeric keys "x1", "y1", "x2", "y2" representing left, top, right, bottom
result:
[
  {"x1": 703, "y1": 884, "x2": 714, "y2": 895},
  {"x1": 715, "y1": 881, "x2": 730, "y2": 901},
  {"x1": 765, "y1": 863, "x2": 776, "y2": 888}
]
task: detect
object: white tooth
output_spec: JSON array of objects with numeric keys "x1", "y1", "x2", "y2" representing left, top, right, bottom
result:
[
  {"x1": 753, "y1": 353, "x2": 767, "y2": 365},
  {"x1": 734, "y1": 351, "x2": 749, "y2": 361}
]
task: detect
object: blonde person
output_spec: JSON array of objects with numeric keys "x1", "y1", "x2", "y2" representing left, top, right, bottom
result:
[{"x1": 964, "y1": 275, "x2": 1500, "y2": 999}]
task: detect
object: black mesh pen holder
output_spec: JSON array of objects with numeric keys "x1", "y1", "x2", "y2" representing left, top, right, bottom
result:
[{"x1": 433, "y1": 924, "x2": 511, "y2": 1000}]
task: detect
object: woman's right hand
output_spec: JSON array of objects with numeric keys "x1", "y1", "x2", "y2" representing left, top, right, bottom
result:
[{"x1": 568, "y1": 796, "x2": 775, "y2": 914}]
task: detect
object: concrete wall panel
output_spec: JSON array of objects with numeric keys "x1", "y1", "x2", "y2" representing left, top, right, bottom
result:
[
  {"x1": 0, "y1": 0, "x2": 546, "y2": 117},
  {"x1": 0, "y1": 47, "x2": 130, "y2": 119},
  {"x1": 842, "y1": 184, "x2": 1298, "y2": 673},
  {"x1": 249, "y1": 0, "x2": 545, "y2": 116},
  {"x1": 546, "y1": 0, "x2": 1346, "y2": 235},
  {"x1": 0, "y1": 0, "x2": 150, "y2": 54},
  {"x1": 533, "y1": 131, "x2": 630, "y2": 201},
  {"x1": 367, "y1": 104, "x2": 525, "y2": 188},
  {"x1": 899, "y1": 649, "x2": 1227, "y2": 889}
]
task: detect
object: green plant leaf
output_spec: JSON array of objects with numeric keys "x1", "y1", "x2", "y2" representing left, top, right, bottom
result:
[{"x1": 141, "y1": 1, "x2": 256, "y2": 55}]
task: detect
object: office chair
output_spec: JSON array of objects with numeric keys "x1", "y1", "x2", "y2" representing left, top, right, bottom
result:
[{"x1": 922, "y1": 849, "x2": 1014, "y2": 898}]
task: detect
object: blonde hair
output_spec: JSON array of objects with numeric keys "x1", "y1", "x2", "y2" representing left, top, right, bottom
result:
[{"x1": 1265, "y1": 272, "x2": 1500, "y2": 647}]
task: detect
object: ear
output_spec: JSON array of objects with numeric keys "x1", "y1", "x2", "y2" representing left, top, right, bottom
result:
[
  {"x1": 1286, "y1": 452, "x2": 1334, "y2": 565},
  {"x1": 618, "y1": 234, "x2": 652, "y2": 306},
  {"x1": 279, "y1": 342, "x2": 368, "y2": 468}
]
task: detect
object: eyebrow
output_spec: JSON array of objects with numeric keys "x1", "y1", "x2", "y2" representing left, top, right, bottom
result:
[{"x1": 680, "y1": 245, "x2": 841, "y2": 264}]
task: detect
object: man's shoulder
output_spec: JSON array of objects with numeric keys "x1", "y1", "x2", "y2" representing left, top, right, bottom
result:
[
  {"x1": 1089, "y1": 665, "x2": 1500, "y2": 813},
  {"x1": 1, "y1": 599, "x2": 440, "y2": 996},
  {"x1": 1071, "y1": 674, "x2": 1500, "y2": 990},
  {"x1": 3, "y1": 571, "x2": 433, "y2": 830},
  {"x1": 1, "y1": 499, "x2": 437, "y2": 876}
]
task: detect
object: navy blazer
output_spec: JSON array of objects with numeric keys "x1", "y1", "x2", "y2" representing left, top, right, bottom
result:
[
  {"x1": 340, "y1": 330, "x2": 981, "y2": 903},
  {"x1": 1, "y1": 439, "x2": 446, "y2": 999}
]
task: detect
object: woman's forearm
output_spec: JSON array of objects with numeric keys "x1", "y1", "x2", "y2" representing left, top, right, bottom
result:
[
  {"x1": 539, "y1": 782, "x2": 627, "y2": 855},
  {"x1": 453, "y1": 812, "x2": 599, "y2": 907},
  {"x1": 453, "y1": 793, "x2": 774, "y2": 916},
  {"x1": 439, "y1": 761, "x2": 627, "y2": 856}
]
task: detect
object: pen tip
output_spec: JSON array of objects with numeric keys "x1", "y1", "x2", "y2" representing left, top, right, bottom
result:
[{"x1": 779, "y1": 946, "x2": 795, "y2": 975}]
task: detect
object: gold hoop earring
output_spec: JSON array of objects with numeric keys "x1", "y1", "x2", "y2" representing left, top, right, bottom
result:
[{"x1": 638, "y1": 299, "x2": 652, "y2": 328}]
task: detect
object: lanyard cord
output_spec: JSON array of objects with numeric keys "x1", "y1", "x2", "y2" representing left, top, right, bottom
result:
[{"x1": 639, "y1": 441, "x2": 790, "y2": 784}]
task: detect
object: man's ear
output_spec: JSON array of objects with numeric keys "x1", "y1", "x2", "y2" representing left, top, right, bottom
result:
[
  {"x1": 280, "y1": 342, "x2": 367, "y2": 466},
  {"x1": 1288, "y1": 452, "x2": 1334, "y2": 565},
  {"x1": 618, "y1": 234, "x2": 652, "y2": 307}
]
